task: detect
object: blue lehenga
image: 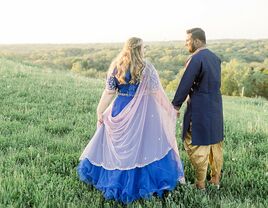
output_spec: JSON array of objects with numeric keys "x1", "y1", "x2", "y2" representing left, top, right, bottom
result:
[{"x1": 77, "y1": 70, "x2": 184, "y2": 204}]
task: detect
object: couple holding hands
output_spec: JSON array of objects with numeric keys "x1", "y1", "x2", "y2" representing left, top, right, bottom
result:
[{"x1": 77, "y1": 28, "x2": 224, "y2": 204}]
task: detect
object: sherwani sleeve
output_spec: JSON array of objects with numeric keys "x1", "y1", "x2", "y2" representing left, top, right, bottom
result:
[{"x1": 172, "y1": 56, "x2": 201, "y2": 108}]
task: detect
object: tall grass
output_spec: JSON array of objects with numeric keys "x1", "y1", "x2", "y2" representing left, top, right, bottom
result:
[{"x1": 0, "y1": 58, "x2": 267, "y2": 208}]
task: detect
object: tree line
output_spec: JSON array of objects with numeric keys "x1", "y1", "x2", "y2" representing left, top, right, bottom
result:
[{"x1": 0, "y1": 40, "x2": 267, "y2": 98}]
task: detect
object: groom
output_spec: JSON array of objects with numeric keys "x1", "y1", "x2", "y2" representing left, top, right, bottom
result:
[{"x1": 172, "y1": 28, "x2": 224, "y2": 190}]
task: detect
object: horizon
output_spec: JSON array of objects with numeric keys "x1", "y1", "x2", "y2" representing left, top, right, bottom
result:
[{"x1": 0, "y1": 38, "x2": 268, "y2": 46}]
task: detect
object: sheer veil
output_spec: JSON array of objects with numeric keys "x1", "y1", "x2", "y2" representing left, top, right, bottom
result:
[{"x1": 80, "y1": 61, "x2": 183, "y2": 175}]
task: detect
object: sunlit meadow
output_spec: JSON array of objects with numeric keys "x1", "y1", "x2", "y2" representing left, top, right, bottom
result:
[{"x1": 0, "y1": 58, "x2": 267, "y2": 207}]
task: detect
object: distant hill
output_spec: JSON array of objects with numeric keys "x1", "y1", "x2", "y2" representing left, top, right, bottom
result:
[{"x1": 0, "y1": 39, "x2": 267, "y2": 98}]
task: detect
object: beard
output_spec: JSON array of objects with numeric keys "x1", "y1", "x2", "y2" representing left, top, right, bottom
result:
[{"x1": 189, "y1": 44, "x2": 197, "y2": 53}]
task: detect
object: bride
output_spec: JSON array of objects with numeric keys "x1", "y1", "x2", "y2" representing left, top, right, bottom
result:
[{"x1": 77, "y1": 37, "x2": 185, "y2": 204}]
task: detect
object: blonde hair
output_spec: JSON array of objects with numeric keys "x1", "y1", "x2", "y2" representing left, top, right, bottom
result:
[{"x1": 108, "y1": 37, "x2": 145, "y2": 84}]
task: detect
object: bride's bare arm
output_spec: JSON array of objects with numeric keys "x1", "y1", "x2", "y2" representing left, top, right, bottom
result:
[{"x1": 96, "y1": 90, "x2": 116, "y2": 123}]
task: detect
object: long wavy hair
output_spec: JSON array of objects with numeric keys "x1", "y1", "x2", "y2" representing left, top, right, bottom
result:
[{"x1": 108, "y1": 37, "x2": 145, "y2": 84}]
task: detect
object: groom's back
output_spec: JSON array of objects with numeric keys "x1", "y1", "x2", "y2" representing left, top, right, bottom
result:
[{"x1": 191, "y1": 49, "x2": 221, "y2": 94}]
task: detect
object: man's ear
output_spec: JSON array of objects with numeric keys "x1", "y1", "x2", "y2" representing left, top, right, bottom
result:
[{"x1": 194, "y1": 39, "x2": 202, "y2": 47}]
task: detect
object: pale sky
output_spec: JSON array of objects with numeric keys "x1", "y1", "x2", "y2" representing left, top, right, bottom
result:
[{"x1": 0, "y1": 0, "x2": 267, "y2": 43}]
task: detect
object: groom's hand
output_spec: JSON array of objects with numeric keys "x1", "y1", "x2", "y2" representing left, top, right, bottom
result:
[
  {"x1": 173, "y1": 109, "x2": 180, "y2": 118},
  {"x1": 175, "y1": 110, "x2": 180, "y2": 118},
  {"x1": 173, "y1": 106, "x2": 180, "y2": 118}
]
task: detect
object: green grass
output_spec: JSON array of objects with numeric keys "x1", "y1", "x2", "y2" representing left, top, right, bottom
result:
[{"x1": 0, "y1": 58, "x2": 267, "y2": 208}]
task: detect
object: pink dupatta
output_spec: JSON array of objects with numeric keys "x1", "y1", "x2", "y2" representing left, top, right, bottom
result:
[{"x1": 79, "y1": 62, "x2": 183, "y2": 171}]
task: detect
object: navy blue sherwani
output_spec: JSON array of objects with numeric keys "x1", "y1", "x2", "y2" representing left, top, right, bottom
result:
[{"x1": 172, "y1": 48, "x2": 224, "y2": 145}]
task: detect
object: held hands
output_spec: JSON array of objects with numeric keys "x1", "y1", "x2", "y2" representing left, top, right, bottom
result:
[
  {"x1": 173, "y1": 106, "x2": 180, "y2": 118},
  {"x1": 175, "y1": 110, "x2": 180, "y2": 118}
]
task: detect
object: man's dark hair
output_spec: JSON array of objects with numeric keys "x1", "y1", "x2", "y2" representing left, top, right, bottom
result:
[{"x1": 186, "y1": 28, "x2": 206, "y2": 44}]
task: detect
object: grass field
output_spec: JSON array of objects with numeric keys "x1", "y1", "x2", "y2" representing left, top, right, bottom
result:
[{"x1": 0, "y1": 58, "x2": 267, "y2": 208}]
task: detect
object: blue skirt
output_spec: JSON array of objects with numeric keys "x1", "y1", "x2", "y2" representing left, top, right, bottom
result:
[
  {"x1": 77, "y1": 149, "x2": 184, "y2": 204},
  {"x1": 78, "y1": 94, "x2": 184, "y2": 203}
]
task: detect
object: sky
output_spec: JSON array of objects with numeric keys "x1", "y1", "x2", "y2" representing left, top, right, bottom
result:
[{"x1": 0, "y1": 0, "x2": 267, "y2": 43}]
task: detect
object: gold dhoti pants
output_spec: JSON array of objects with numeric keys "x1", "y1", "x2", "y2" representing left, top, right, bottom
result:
[{"x1": 184, "y1": 129, "x2": 223, "y2": 186}]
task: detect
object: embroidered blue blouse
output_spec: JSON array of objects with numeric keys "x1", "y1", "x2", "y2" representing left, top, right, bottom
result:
[
  {"x1": 106, "y1": 69, "x2": 139, "y2": 96},
  {"x1": 106, "y1": 69, "x2": 139, "y2": 117}
]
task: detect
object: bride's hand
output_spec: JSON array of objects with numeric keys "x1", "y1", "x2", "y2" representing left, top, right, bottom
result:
[
  {"x1": 173, "y1": 106, "x2": 180, "y2": 118},
  {"x1": 97, "y1": 113, "x2": 103, "y2": 127},
  {"x1": 175, "y1": 110, "x2": 180, "y2": 118}
]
